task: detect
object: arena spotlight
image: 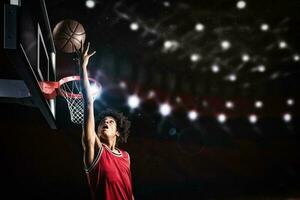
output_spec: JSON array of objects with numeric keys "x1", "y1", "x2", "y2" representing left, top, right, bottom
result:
[
  {"x1": 211, "y1": 64, "x2": 220, "y2": 73},
  {"x1": 248, "y1": 114, "x2": 258, "y2": 124},
  {"x1": 188, "y1": 110, "x2": 198, "y2": 121},
  {"x1": 130, "y1": 22, "x2": 139, "y2": 31},
  {"x1": 255, "y1": 101, "x2": 263, "y2": 108},
  {"x1": 258, "y1": 65, "x2": 266, "y2": 72},
  {"x1": 85, "y1": 0, "x2": 95, "y2": 8},
  {"x1": 225, "y1": 101, "x2": 234, "y2": 109},
  {"x1": 127, "y1": 95, "x2": 140, "y2": 109},
  {"x1": 190, "y1": 53, "x2": 201, "y2": 62},
  {"x1": 159, "y1": 103, "x2": 172, "y2": 117},
  {"x1": 164, "y1": 40, "x2": 173, "y2": 49},
  {"x1": 279, "y1": 41, "x2": 287, "y2": 49},
  {"x1": 242, "y1": 54, "x2": 250, "y2": 62},
  {"x1": 287, "y1": 98, "x2": 294, "y2": 106},
  {"x1": 261, "y1": 23, "x2": 269, "y2": 31},
  {"x1": 195, "y1": 23, "x2": 205, "y2": 31},
  {"x1": 283, "y1": 113, "x2": 292, "y2": 123},
  {"x1": 293, "y1": 54, "x2": 299, "y2": 61},
  {"x1": 163, "y1": 40, "x2": 179, "y2": 51},
  {"x1": 217, "y1": 113, "x2": 227, "y2": 123},
  {"x1": 228, "y1": 74, "x2": 237, "y2": 82},
  {"x1": 237, "y1": 0, "x2": 246, "y2": 9},
  {"x1": 221, "y1": 40, "x2": 231, "y2": 50}
]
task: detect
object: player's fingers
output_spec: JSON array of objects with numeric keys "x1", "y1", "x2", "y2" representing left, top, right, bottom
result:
[
  {"x1": 89, "y1": 51, "x2": 96, "y2": 57},
  {"x1": 85, "y1": 42, "x2": 90, "y2": 54}
]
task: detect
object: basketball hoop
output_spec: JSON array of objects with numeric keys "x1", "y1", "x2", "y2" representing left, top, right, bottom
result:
[{"x1": 39, "y1": 76, "x2": 101, "y2": 124}]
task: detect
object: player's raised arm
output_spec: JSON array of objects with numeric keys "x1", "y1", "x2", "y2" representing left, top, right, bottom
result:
[{"x1": 77, "y1": 42, "x2": 98, "y2": 167}]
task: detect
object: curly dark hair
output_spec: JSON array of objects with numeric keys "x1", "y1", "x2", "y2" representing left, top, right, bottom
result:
[{"x1": 95, "y1": 109, "x2": 131, "y2": 145}]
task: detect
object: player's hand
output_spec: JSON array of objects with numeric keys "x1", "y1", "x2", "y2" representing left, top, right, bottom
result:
[{"x1": 75, "y1": 41, "x2": 96, "y2": 68}]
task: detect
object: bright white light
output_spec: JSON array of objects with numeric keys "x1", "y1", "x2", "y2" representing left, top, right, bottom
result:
[
  {"x1": 188, "y1": 110, "x2": 198, "y2": 121},
  {"x1": 190, "y1": 53, "x2": 201, "y2": 62},
  {"x1": 211, "y1": 64, "x2": 220, "y2": 73},
  {"x1": 249, "y1": 114, "x2": 258, "y2": 124},
  {"x1": 255, "y1": 101, "x2": 263, "y2": 108},
  {"x1": 221, "y1": 40, "x2": 231, "y2": 50},
  {"x1": 251, "y1": 64, "x2": 265, "y2": 72},
  {"x1": 293, "y1": 54, "x2": 299, "y2": 61},
  {"x1": 159, "y1": 103, "x2": 172, "y2": 116},
  {"x1": 258, "y1": 65, "x2": 266, "y2": 72},
  {"x1": 217, "y1": 113, "x2": 227, "y2": 123},
  {"x1": 195, "y1": 23, "x2": 205, "y2": 31},
  {"x1": 148, "y1": 90, "x2": 155, "y2": 98},
  {"x1": 279, "y1": 41, "x2": 287, "y2": 49},
  {"x1": 261, "y1": 23, "x2": 269, "y2": 31},
  {"x1": 127, "y1": 95, "x2": 140, "y2": 109},
  {"x1": 283, "y1": 113, "x2": 292, "y2": 122},
  {"x1": 237, "y1": 0, "x2": 246, "y2": 9},
  {"x1": 225, "y1": 101, "x2": 234, "y2": 109},
  {"x1": 164, "y1": 40, "x2": 173, "y2": 49},
  {"x1": 163, "y1": 40, "x2": 179, "y2": 51},
  {"x1": 91, "y1": 83, "x2": 101, "y2": 99},
  {"x1": 242, "y1": 54, "x2": 250, "y2": 62},
  {"x1": 85, "y1": 0, "x2": 95, "y2": 8},
  {"x1": 287, "y1": 98, "x2": 294, "y2": 106},
  {"x1": 228, "y1": 74, "x2": 237, "y2": 82},
  {"x1": 130, "y1": 22, "x2": 139, "y2": 31}
]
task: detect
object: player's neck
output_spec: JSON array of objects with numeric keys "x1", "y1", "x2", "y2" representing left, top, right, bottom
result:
[{"x1": 103, "y1": 139, "x2": 116, "y2": 151}]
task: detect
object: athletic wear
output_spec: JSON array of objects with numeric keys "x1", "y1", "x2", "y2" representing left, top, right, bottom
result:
[{"x1": 85, "y1": 144, "x2": 133, "y2": 200}]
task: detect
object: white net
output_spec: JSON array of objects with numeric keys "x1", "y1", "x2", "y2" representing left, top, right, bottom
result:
[
  {"x1": 59, "y1": 77, "x2": 100, "y2": 124},
  {"x1": 59, "y1": 78, "x2": 85, "y2": 124},
  {"x1": 64, "y1": 96, "x2": 84, "y2": 124}
]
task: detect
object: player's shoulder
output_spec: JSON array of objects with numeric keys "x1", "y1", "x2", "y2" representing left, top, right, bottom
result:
[
  {"x1": 119, "y1": 148, "x2": 130, "y2": 159},
  {"x1": 119, "y1": 148, "x2": 128, "y2": 155}
]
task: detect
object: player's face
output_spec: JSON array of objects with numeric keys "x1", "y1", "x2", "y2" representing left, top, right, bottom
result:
[{"x1": 98, "y1": 116, "x2": 119, "y2": 139}]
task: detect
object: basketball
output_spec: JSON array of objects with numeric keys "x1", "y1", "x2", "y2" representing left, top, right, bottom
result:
[{"x1": 53, "y1": 19, "x2": 86, "y2": 53}]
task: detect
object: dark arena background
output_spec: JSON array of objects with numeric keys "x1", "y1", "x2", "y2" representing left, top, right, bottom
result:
[{"x1": 1, "y1": 0, "x2": 300, "y2": 199}]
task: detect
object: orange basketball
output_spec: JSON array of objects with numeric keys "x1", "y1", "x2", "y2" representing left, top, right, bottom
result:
[{"x1": 53, "y1": 19, "x2": 86, "y2": 53}]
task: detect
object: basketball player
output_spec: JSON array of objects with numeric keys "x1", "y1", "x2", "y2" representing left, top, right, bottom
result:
[{"x1": 77, "y1": 42, "x2": 134, "y2": 200}]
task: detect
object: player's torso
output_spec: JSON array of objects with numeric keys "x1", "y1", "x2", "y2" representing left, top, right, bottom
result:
[{"x1": 99, "y1": 145, "x2": 130, "y2": 184}]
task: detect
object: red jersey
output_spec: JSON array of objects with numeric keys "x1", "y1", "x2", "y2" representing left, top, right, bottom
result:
[{"x1": 85, "y1": 144, "x2": 133, "y2": 200}]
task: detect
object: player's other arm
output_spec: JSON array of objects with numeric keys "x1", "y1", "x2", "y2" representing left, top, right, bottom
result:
[{"x1": 78, "y1": 42, "x2": 99, "y2": 168}]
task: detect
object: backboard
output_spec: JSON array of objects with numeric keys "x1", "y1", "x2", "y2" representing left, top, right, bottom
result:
[{"x1": 1, "y1": 0, "x2": 57, "y2": 129}]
